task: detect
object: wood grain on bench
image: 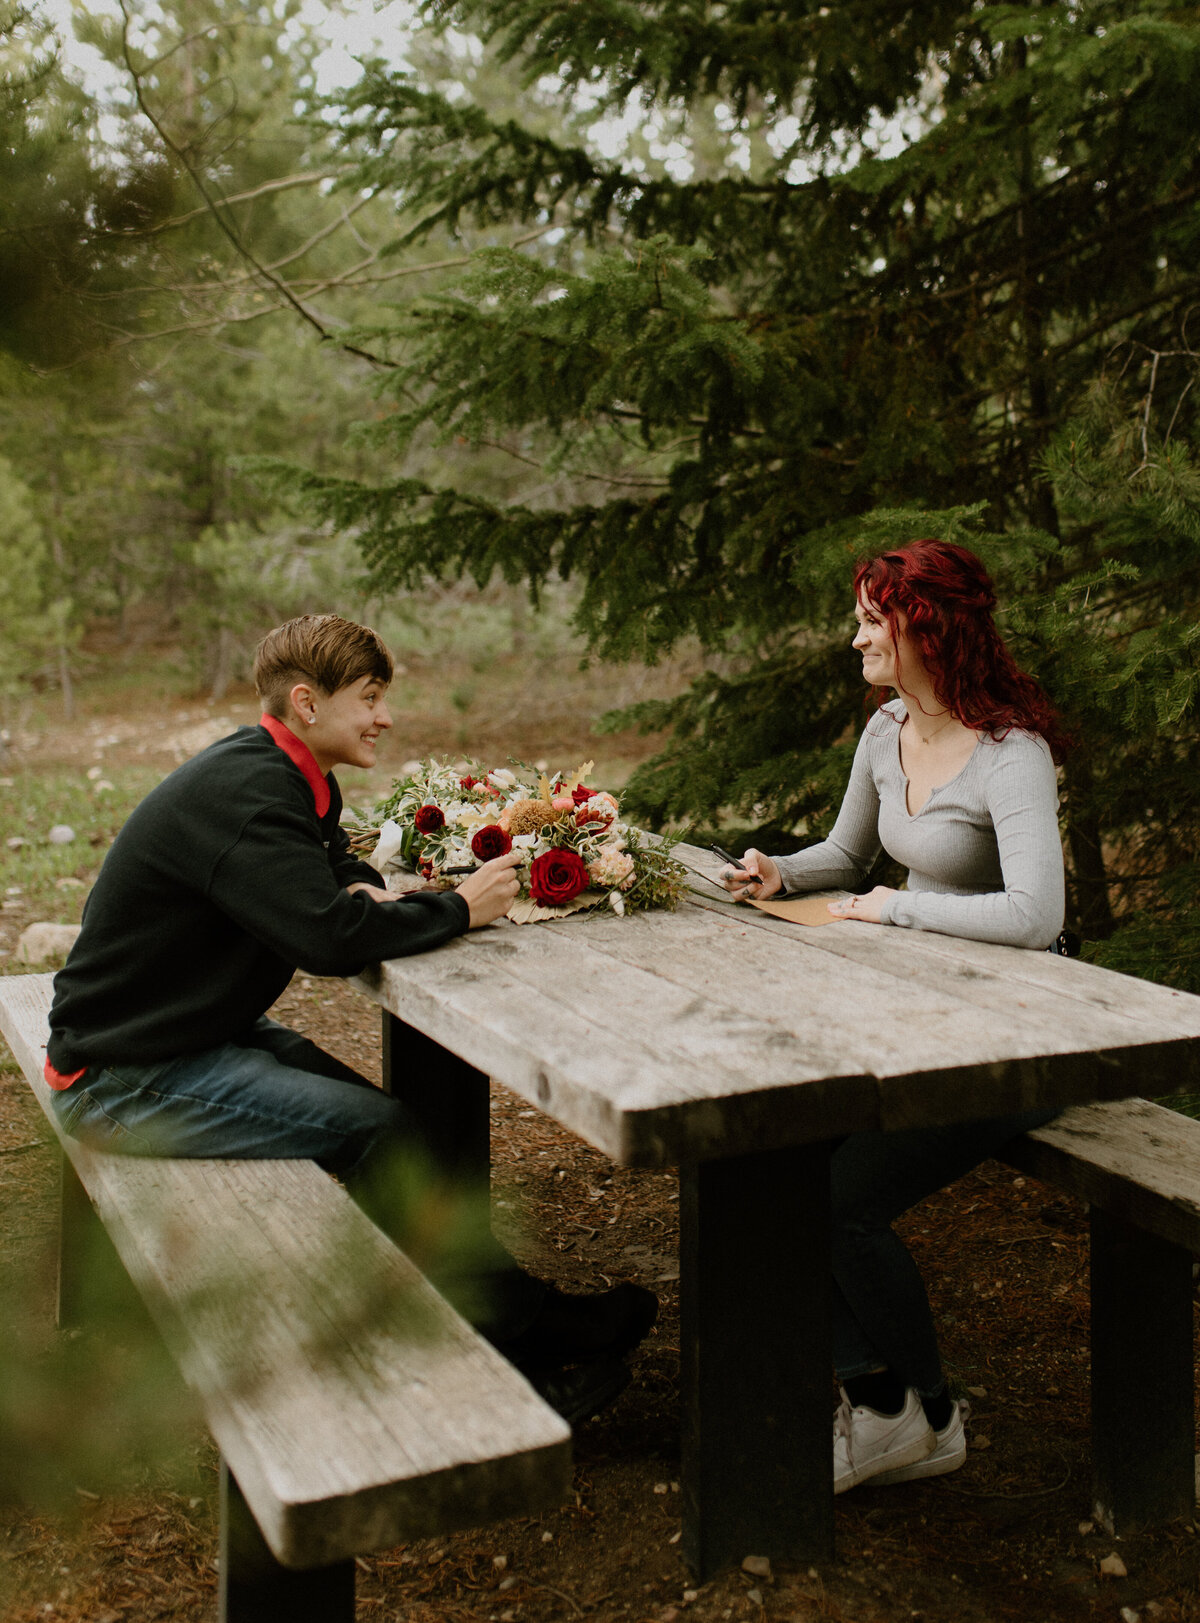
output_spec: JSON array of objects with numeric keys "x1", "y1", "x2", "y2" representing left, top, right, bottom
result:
[
  {"x1": 0, "y1": 974, "x2": 571, "y2": 1572},
  {"x1": 1003, "y1": 1094, "x2": 1200, "y2": 1534},
  {"x1": 1006, "y1": 1096, "x2": 1200, "y2": 1253}
]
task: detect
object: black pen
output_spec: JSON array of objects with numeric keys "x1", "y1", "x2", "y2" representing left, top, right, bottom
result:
[
  {"x1": 710, "y1": 843, "x2": 764, "y2": 884},
  {"x1": 441, "y1": 864, "x2": 478, "y2": 875}
]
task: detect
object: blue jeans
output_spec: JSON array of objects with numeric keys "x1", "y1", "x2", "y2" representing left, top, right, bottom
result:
[
  {"x1": 49, "y1": 1018, "x2": 541, "y2": 1337},
  {"x1": 830, "y1": 1107, "x2": 1058, "y2": 1399},
  {"x1": 50, "y1": 1018, "x2": 401, "y2": 1173}
]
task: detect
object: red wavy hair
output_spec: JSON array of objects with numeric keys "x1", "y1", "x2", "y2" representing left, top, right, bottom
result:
[{"x1": 852, "y1": 539, "x2": 1070, "y2": 761}]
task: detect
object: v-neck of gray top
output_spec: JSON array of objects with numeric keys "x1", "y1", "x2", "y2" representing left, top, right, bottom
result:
[{"x1": 773, "y1": 699, "x2": 1065, "y2": 948}]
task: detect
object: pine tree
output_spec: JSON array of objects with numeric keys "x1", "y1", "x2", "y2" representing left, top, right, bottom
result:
[
  {"x1": 288, "y1": 0, "x2": 1200, "y2": 983},
  {"x1": 17, "y1": 1, "x2": 1195, "y2": 982},
  {"x1": 0, "y1": 2, "x2": 110, "y2": 366},
  {"x1": 1, "y1": 0, "x2": 410, "y2": 693},
  {"x1": 0, "y1": 453, "x2": 60, "y2": 710}
]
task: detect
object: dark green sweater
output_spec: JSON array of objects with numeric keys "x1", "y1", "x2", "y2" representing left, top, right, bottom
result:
[{"x1": 47, "y1": 725, "x2": 468, "y2": 1071}]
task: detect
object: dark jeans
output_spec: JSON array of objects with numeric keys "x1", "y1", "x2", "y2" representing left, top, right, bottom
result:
[
  {"x1": 50, "y1": 1017, "x2": 400, "y2": 1169},
  {"x1": 830, "y1": 1106, "x2": 1058, "y2": 1399},
  {"x1": 49, "y1": 1017, "x2": 542, "y2": 1338}
]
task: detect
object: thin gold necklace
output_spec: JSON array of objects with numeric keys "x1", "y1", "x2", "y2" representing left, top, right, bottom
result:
[{"x1": 907, "y1": 711, "x2": 958, "y2": 745}]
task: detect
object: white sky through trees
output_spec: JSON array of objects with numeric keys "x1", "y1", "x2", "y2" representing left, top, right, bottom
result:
[{"x1": 41, "y1": 0, "x2": 420, "y2": 102}]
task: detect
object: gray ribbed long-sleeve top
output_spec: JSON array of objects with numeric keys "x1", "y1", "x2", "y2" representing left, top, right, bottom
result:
[{"x1": 773, "y1": 700, "x2": 1065, "y2": 948}]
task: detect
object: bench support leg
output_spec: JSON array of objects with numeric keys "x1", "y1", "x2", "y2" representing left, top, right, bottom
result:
[
  {"x1": 57, "y1": 1151, "x2": 102, "y2": 1330},
  {"x1": 679, "y1": 1142, "x2": 833, "y2": 1580},
  {"x1": 381, "y1": 1012, "x2": 490, "y2": 1186},
  {"x1": 1089, "y1": 1206, "x2": 1195, "y2": 1532},
  {"x1": 219, "y1": 1460, "x2": 355, "y2": 1623}
]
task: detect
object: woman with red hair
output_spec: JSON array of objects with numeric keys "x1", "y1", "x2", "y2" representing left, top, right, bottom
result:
[{"x1": 720, "y1": 538, "x2": 1068, "y2": 1495}]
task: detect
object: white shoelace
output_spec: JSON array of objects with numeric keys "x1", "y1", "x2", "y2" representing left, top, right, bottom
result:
[{"x1": 832, "y1": 1392, "x2": 855, "y2": 1459}]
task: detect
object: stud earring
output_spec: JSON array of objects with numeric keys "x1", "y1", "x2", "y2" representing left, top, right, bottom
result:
[{"x1": 307, "y1": 715, "x2": 317, "y2": 725}]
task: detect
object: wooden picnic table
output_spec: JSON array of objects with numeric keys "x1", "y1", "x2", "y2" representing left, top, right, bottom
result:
[{"x1": 353, "y1": 842, "x2": 1200, "y2": 1579}]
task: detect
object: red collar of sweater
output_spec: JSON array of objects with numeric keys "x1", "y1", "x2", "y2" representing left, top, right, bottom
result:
[
  {"x1": 259, "y1": 712, "x2": 331, "y2": 819},
  {"x1": 44, "y1": 713, "x2": 334, "y2": 1092}
]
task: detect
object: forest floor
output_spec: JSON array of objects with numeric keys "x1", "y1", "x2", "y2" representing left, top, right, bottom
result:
[{"x1": 1, "y1": 641, "x2": 1199, "y2": 1623}]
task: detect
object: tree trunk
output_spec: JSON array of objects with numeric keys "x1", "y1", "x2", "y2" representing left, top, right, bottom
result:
[
  {"x1": 46, "y1": 517, "x2": 75, "y2": 722},
  {"x1": 209, "y1": 624, "x2": 234, "y2": 703},
  {"x1": 1062, "y1": 748, "x2": 1115, "y2": 940},
  {"x1": 1014, "y1": 35, "x2": 1060, "y2": 539},
  {"x1": 57, "y1": 639, "x2": 75, "y2": 722}
]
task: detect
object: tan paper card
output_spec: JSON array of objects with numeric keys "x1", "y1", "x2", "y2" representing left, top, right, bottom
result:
[{"x1": 749, "y1": 891, "x2": 846, "y2": 927}]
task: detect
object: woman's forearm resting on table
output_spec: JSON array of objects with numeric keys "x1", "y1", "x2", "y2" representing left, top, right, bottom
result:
[
  {"x1": 879, "y1": 882, "x2": 1063, "y2": 948},
  {"x1": 773, "y1": 728, "x2": 884, "y2": 894},
  {"x1": 767, "y1": 724, "x2": 1066, "y2": 948}
]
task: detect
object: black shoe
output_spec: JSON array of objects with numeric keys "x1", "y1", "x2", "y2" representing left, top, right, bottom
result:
[
  {"x1": 499, "y1": 1281, "x2": 658, "y2": 1373},
  {"x1": 528, "y1": 1358, "x2": 632, "y2": 1426}
]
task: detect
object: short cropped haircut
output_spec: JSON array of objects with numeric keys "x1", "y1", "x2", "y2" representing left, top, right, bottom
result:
[{"x1": 253, "y1": 614, "x2": 394, "y2": 718}]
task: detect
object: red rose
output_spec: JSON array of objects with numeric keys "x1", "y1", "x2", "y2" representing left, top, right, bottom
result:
[
  {"x1": 414, "y1": 803, "x2": 445, "y2": 834},
  {"x1": 571, "y1": 783, "x2": 597, "y2": 806},
  {"x1": 470, "y1": 824, "x2": 513, "y2": 862},
  {"x1": 575, "y1": 797, "x2": 616, "y2": 829},
  {"x1": 529, "y1": 848, "x2": 590, "y2": 906}
]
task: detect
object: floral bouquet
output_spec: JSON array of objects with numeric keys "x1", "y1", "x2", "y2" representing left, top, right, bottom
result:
[{"x1": 356, "y1": 759, "x2": 689, "y2": 923}]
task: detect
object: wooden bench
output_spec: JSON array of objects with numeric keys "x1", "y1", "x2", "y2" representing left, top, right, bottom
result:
[
  {"x1": 0, "y1": 974, "x2": 572, "y2": 1623},
  {"x1": 1005, "y1": 1097, "x2": 1200, "y2": 1533}
]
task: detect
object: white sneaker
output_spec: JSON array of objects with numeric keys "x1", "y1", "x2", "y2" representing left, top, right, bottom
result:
[
  {"x1": 833, "y1": 1387, "x2": 936, "y2": 1494},
  {"x1": 873, "y1": 1397, "x2": 970, "y2": 1484}
]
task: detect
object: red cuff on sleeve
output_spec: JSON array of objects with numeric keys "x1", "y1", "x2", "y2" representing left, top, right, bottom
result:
[{"x1": 44, "y1": 1058, "x2": 86, "y2": 1091}]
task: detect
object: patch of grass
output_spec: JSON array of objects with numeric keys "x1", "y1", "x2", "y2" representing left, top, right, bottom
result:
[{"x1": 0, "y1": 769, "x2": 158, "y2": 939}]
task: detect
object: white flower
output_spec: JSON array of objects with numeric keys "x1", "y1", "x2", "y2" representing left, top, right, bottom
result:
[
  {"x1": 576, "y1": 794, "x2": 617, "y2": 828},
  {"x1": 589, "y1": 849, "x2": 635, "y2": 890},
  {"x1": 512, "y1": 833, "x2": 537, "y2": 848},
  {"x1": 608, "y1": 889, "x2": 626, "y2": 916},
  {"x1": 489, "y1": 768, "x2": 518, "y2": 788}
]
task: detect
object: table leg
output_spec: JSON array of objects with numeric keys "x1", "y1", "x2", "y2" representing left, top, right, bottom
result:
[
  {"x1": 679, "y1": 1141, "x2": 833, "y2": 1579},
  {"x1": 219, "y1": 1460, "x2": 355, "y2": 1623},
  {"x1": 380, "y1": 1011, "x2": 490, "y2": 1185},
  {"x1": 1089, "y1": 1206, "x2": 1195, "y2": 1531}
]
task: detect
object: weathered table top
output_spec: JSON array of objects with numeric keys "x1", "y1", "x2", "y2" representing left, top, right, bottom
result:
[
  {"x1": 355, "y1": 842, "x2": 1200, "y2": 1166},
  {"x1": 354, "y1": 842, "x2": 1200, "y2": 1577}
]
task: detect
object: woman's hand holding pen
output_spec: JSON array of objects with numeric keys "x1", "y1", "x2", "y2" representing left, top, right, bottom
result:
[{"x1": 717, "y1": 847, "x2": 782, "y2": 901}]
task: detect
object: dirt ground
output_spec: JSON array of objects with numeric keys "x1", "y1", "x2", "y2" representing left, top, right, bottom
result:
[{"x1": 2, "y1": 673, "x2": 1199, "y2": 1623}]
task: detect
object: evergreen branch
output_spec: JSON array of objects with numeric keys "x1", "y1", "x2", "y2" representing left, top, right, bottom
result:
[
  {"x1": 427, "y1": 0, "x2": 951, "y2": 131},
  {"x1": 133, "y1": 15, "x2": 262, "y2": 77},
  {"x1": 96, "y1": 169, "x2": 354, "y2": 239},
  {"x1": 599, "y1": 404, "x2": 764, "y2": 439},
  {"x1": 476, "y1": 436, "x2": 671, "y2": 488},
  {"x1": 74, "y1": 301, "x2": 331, "y2": 352},
  {"x1": 338, "y1": 69, "x2": 801, "y2": 257},
  {"x1": 114, "y1": 0, "x2": 397, "y2": 370},
  {"x1": 903, "y1": 181, "x2": 1200, "y2": 318},
  {"x1": 962, "y1": 278, "x2": 1200, "y2": 416},
  {"x1": 83, "y1": 222, "x2": 557, "y2": 309}
]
